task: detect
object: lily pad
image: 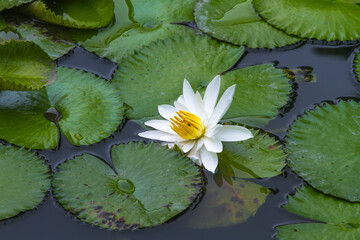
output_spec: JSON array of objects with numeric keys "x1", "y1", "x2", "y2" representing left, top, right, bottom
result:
[
  {"x1": 195, "y1": 0, "x2": 301, "y2": 48},
  {"x1": 0, "y1": 40, "x2": 56, "y2": 91},
  {"x1": 72, "y1": 0, "x2": 196, "y2": 63},
  {"x1": 1, "y1": 13, "x2": 75, "y2": 59},
  {"x1": 215, "y1": 129, "x2": 286, "y2": 184},
  {"x1": 253, "y1": 0, "x2": 360, "y2": 42},
  {"x1": 53, "y1": 142, "x2": 202, "y2": 229},
  {"x1": 114, "y1": 34, "x2": 291, "y2": 128},
  {"x1": 285, "y1": 100, "x2": 360, "y2": 201},
  {"x1": 187, "y1": 178, "x2": 269, "y2": 229},
  {"x1": 16, "y1": 0, "x2": 114, "y2": 29},
  {"x1": 0, "y1": 144, "x2": 50, "y2": 220},
  {"x1": 0, "y1": 0, "x2": 33, "y2": 11},
  {"x1": 277, "y1": 186, "x2": 360, "y2": 240},
  {"x1": 355, "y1": 52, "x2": 360, "y2": 80},
  {"x1": 0, "y1": 67, "x2": 124, "y2": 149}
]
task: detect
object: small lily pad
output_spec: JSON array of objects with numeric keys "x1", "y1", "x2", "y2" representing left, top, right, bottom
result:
[
  {"x1": 0, "y1": 67, "x2": 124, "y2": 149},
  {"x1": 286, "y1": 100, "x2": 360, "y2": 201},
  {"x1": 355, "y1": 52, "x2": 360, "y2": 80},
  {"x1": 0, "y1": 0, "x2": 33, "y2": 11},
  {"x1": 0, "y1": 40, "x2": 56, "y2": 91},
  {"x1": 53, "y1": 142, "x2": 202, "y2": 229},
  {"x1": 215, "y1": 129, "x2": 286, "y2": 184},
  {"x1": 195, "y1": 0, "x2": 301, "y2": 48},
  {"x1": 72, "y1": 0, "x2": 197, "y2": 63},
  {"x1": 277, "y1": 186, "x2": 360, "y2": 240},
  {"x1": 16, "y1": 0, "x2": 114, "y2": 29},
  {"x1": 187, "y1": 178, "x2": 269, "y2": 229},
  {"x1": 0, "y1": 144, "x2": 50, "y2": 220},
  {"x1": 253, "y1": 0, "x2": 360, "y2": 42}
]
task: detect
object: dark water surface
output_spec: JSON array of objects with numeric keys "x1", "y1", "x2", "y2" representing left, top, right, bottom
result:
[{"x1": 1, "y1": 42, "x2": 359, "y2": 240}]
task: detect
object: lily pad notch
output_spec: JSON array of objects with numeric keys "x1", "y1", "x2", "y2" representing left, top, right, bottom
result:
[{"x1": 53, "y1": 142, "x2": 203, "y2": 229}]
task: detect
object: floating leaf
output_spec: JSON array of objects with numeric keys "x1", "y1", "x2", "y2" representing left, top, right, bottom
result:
[
  {"x1": 16, "y1": 0, "x2": 114, "y2": 29},
  {"x1": 0, "y1": 67, "x2": 124, "y2": 149},
  {"x1": 286, "y1": 100, "x2": 360, "y2": 201},
  {"x1": 195, "y1": 0, "x2": 301, "y2": 48},
  {"x1": 253, "y1": 0, "x2": 360, "y2": 42},
  {"x1": 187, "y1": 178, "x2": 269, "y2": 229},
  {"x1": 72, "y1": 0, "x2": 196, "y2": 63},
  {"x1": 0, "y1": 40, "x2": 56, "y2": 91},
  {"x1": 53, "y1": 142, "x2": 202, "y2": 229},
  {"x1": 355, "y1": 52, "x2": 360, "y2": 81},
  {"x1": 277, "y1": 186, "x2": 360, "y2": 240},
  {"x1": 215, "y1": 129, "x2": 286, "y2": 184},
  {"x1": 113, "y1": 34, "x2": 244, "y2": 120},
  {"x1": 0, "y1": 144, "x2": 50, "y2": 220},
  {"x1": 0, "y1": 0, "x2": 34, "y2": 11}
]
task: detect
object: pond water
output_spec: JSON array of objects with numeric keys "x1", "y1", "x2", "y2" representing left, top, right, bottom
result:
[{"x1": 0, "y1": 41, "x2": 359, "y2": 240}]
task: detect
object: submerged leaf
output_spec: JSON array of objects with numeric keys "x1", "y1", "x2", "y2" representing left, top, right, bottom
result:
[
  {"x1": 16, "y1": 0, "x2": 114, "y2": 29},
  {"x1": 215, "y1": 129, "x2": 285, "y2": 183},
  {"x1": 0, "y1": 40, "x2": 56, "y2": 91},
  {"x1": 0, "y1": 144, "x2": 50, "y2": 220},
  {"x1": 0, "y1": 67, "x2": 125, "y2": 149},
  {"x1": 253, "y1": 0, "x2": 360, "y2": 41},
  {"x1": 277, "y1": 186, "x2": 360, "y2": 240},
  {"x1": 355, "y1": 52, "x2": 360, "y2": 81},
  {"x1": 0, "y1": 0, "x2": 34, "y2": 11},
  {"x1": 53, "y1": 142, "x2": 202, "y2": 229},
  {"x1": 187, "y1": 178, "x2": 269, "y2": 229},
  {"x1": 72, "y1": 0, "x2": 197, "y2": 63},
  {"x1": 195, "y1": 0, "x2": 301, "y2": 48},
  {"x1": 286, "y1": 100, "x2": 360, "y2": 201}
]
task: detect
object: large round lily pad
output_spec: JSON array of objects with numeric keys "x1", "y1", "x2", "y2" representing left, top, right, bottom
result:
[
  {"x1": 286, "y1": 100, "x2": 360, "y2": 201},
  {"x1": 277, "y1": 186, "x2": 360, "y2": 239},
  {"x1": 0, "y1": 67, "x2": 124, "y2": 149},
  {"x1": 0, "y1": 40, "x2": 56, "y2": 91},
  {"x1": 53, "y1": 142, "x2": 202, "y2": 229},
  {"x1": 0, "y1": 144, "x2": 50, "y2": 220},
  {"x1": 16, "y1": 0, "x2": 114, "y2": 29},
  {"x1": 114, "y1": 33, "x2": 291, "y2": 128},
  {"x1": 253, "y1": 0, "x2": 360, "y2": 42},
  {"x1": 73, "y1": 0, "x2": 196, "y2": 63},
  {"x1": 195, "y1": 0, "x2": 301, "y2": 48},
  {"x1": 186, "y1": 178, "x2": 269, "y2": 229},
  {"x1": 215, "y1": 129, "x2": 286, "y2": 184},
  {"x1": 0, "y1": 0, "x2": 33, "y2": 11}
]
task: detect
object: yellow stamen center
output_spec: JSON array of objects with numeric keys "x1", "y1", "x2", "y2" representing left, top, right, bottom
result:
[{"x1": 170, "y1": 110, "x2": 205, "y2": 140}]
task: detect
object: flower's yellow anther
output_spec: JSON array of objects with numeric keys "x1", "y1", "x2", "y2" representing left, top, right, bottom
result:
[{"x1": 170, "y1": 110, "x2": 205, "y2": 140}]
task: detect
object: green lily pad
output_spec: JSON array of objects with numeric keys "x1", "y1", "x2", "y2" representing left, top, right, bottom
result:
[
  {"x1": 195, "y1": 0, "x2": 301, "y2": 48},
  {"x1": 72, "y1": 0, "x2": 196, "y2": 63},
  {"x1": 0, "y1": 66, "x2": 124, "y2": 149},
  {"x1": 187, "y1": 178, "x2": 269, "y2": 229},
  {"x1": 286, "y1": 100, "x2": 360, "y2": 201},
  {"x1": 215, "y1": 129, "x2": 286, "y2": 184},
  {"x1": 355, "y1": 52, "x2": 360, "y2": 81},
  {"x1": 114, "y1": 33, "x2": 291, "y2": 128},
  {"x1": 277, "y1": 186, "x2": 360, "y2": 240},
  {"x1": 1, "y1": 13, "x2": 75, "y2": 59},
  {"x1": 253, "y1": 0, "x2": 360, "y2": 42},
  {"x1": 16, "y1": 0, "x2": 114, "y2": 29},
  {"x1": 0, "y1": 144, "x2": 50, "y2": 220},
  {"x1": 0, "y1": 40, "x2": 56, "y2": 91},
  {"x1": 53, "y1": 142, "x2": 202, "y2": 229},
  {"x1": 0, "y1": 0, "x2": 33, "y2": 11}
]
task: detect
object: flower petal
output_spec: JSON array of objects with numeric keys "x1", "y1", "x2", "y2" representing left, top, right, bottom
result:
[
  {"x1": 174, "y1": 95, "x2": 190, "y2": 112},
  {"x1": 200, "y1": 147, "x2": 218, "y2": 173},
  {"x1": 182, "y1": 141, "x2": 195, "y2": 153},
  {"x1": 196, "y1": 137, "x2": 205, "y2": 151},
  {"x1": 215, "y1": 125, "x2": 254, "y2": 142},
  {"x1": 205, "y1": 124, "x2": 223, "y2": 138},
  {"x1": 158, "y1": 104, "x2": 177, "y2": 120},
  {"x1": 183, "y1": 79, "x2": 203, "y2": 117},
  {"x1": 188, "y1": 145, "x2": 201, "y2": 165},
  {"x1": 203, "y1": 75, "x2": 221, "y2": 118},
  {"x1": 204, "y1": 137, "x2": 223, "y2": 153},
  {"x1": 144, "y1": 120, "x2": 174, "y2": 134},
  {"x1": 138, "y1": 130, "x2": 169, "y2": 141},
  {"x1": 207, "y1": 85, "x2": 236, "y2": 128}
]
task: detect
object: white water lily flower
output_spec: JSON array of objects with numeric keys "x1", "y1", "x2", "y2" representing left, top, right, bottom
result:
[{"x1": 138, "y1": 75, "x2": 253, "y2": 173}]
